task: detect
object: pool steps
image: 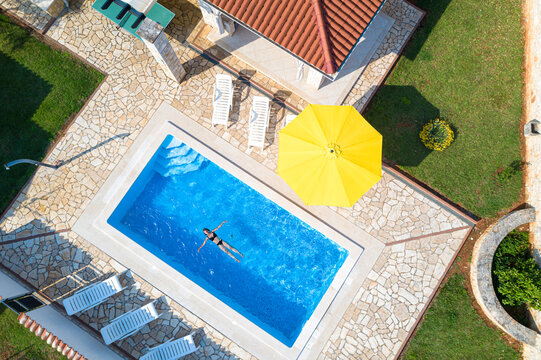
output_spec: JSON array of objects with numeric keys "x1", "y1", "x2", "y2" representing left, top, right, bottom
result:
[{"x1": 154, "y1": 140, "x2": 206, "y2": 177}]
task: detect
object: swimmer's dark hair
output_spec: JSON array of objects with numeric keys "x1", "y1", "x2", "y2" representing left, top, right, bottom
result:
[{"x1": 203, "y1": 228, "x2": 210, "y2": 232}]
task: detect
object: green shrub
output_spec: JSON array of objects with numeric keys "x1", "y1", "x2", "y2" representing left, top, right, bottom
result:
[
  {"x1": 493, "y1": 230, "x2": 541, "y2": 310},
  {"x1": 496, "y1": 160, "x2": 524, "y2": 184}
]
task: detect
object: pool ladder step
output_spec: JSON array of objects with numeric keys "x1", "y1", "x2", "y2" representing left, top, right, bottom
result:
[
  {"x1": 154, "y1": 144, "x2": 206, "y2": 177},
  {"x1": 161, "y1": 136, "x2": 183, "y2": 150},
  {"x1": 157, "y1": 149, "x2": 198, "y2": 167},
  {"x1": 160, "y1": 145, "x2": 190, "y2": 158}
]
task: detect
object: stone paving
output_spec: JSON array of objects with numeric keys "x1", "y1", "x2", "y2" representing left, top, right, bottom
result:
[
  {"x1": 0, "y1": 0, "x2": 52, "y2": 31},
  {"x1": 525, "y1": 0, "x2": 541, "y2": 264},
  {"x1": 319, "y1": 228, "x2": 471, "y2": 359},
  {"x1": 524, "y1": 0, "x2": 541, "y2": 358},
  {"x1": 0, "y1": 0, "x2": 474, "y2": 359}
]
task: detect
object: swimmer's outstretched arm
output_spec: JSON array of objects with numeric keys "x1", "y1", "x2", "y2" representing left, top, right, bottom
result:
[
  {"x1": 212, "y1": 220, "x2": 227, "y2": 233},
  {"x1": 197, "y1": 238, "x2": 209, "y2": 253}
]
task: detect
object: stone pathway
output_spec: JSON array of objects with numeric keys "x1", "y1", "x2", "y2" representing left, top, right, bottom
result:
[
  {"x1": 0, "y1": 0, "x2": 474, "y2": 359},
  {"x1": 525, "y1": 0, "x2": 541, "y2": 262},
  {"x1": 524, "y1": 0, "x2": 541, "y2": 358},
  {"x1": 0, "y1": 0, "x2": 52, "y2": 30}
]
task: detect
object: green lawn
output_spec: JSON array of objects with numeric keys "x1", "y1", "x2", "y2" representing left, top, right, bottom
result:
[
  {"x1": 404, "y1": 274, "x2": 520, "y2": 360},
  {"x1": 0, "y1": 304, "x2": 67, "y2": 359},
  {"x1": 364, "y1": 0, "x2": 523, "y2": 217},
  {"x1": 0, "y1": 13, "x2": 104, "y2": 213}
]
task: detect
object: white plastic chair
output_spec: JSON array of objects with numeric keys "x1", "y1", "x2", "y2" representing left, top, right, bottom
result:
[
  {"x1": 212, "y1": 74, "x2": 233, "y2": 127},
  {"x1": 100, "y1": 301, "x2": 161, "y2": 345},
  {"x1": 284, "y1": 114, "x2": 297, "y2": 128},
  {"x1": 140, "y1": 332, "x2": 199, "y2": 360},
  {"x1": 248, "y1": 96, "x2": 270, "y2": 148},
  {"x1": 63, "y1": 274, "x2": 126, "y2": 316}
]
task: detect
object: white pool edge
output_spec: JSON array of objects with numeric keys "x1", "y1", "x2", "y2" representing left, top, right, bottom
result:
[{"x1": 73, "y1": 102, "x2": 385, "y2": 360}]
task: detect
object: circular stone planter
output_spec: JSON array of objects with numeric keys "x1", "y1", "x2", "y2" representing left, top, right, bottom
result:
[{"x1": 470, "y1": 208, "x2": 541, "y2": 346}]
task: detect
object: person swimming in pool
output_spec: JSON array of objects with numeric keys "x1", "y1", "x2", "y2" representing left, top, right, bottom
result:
[{"x1": 198, "y1": 221, "x2": 244, "y2": 263}]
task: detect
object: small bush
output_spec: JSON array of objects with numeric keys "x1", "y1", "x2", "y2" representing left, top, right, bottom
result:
[
  {"x1": 493, "y1": 230, "x2": 541, "y2": 310},
  {"x1": 419, "y1": 118, "x2": 455, "y2": 151},
  {"x1": 496, "y1": 160, "x2": 524, "y2": 183}
]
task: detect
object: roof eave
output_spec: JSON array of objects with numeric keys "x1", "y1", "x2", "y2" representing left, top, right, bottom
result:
[
  {"x1": 333, "y1": 0, "x2": 388, "y2": 75},
  {"x1": 200, "y1": 0, "x2": 336, "y2": 80}
]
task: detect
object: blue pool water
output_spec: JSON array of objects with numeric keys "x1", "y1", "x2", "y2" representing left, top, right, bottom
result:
[{"x1": 108, "y1": 135, "x2": 349, "y2": 346}]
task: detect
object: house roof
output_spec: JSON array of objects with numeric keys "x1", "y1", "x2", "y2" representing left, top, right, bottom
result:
[{"x1": 204, "y1": 0, "x2": 384, "y2": 75}]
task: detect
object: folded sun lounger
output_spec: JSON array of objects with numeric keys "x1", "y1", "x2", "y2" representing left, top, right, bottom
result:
[
  {"x1": 140, "y1": 332, "x2": 199, "y2": 360},
  {"x1": 248, "y1": 96, "x2": 270, "y2": 148},
  {"x1": 212, "y1": 74, "x2": 233, "y2": 127},
  {"x1": 63, "y1": 274, "x2": 126, "y2": 316},
  {"x1": 100, "y1": 301, "x2": 161, "y2": 345}
]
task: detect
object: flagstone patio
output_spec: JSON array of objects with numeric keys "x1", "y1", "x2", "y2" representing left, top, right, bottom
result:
[{"x1": 0, "y1": 0, "x2": 475, "y2": 358}]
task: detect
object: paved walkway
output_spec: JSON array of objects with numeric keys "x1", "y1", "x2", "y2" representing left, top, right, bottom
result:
[
  {"x1": 0, "y1": 0, "x2": 474, "y2": 359},
  {"x1": 525, "y1": 0, "x2": 541, "y2": 259},
  {"x1": 524, "y1": 0, "x2": 541, "y2": 358}
]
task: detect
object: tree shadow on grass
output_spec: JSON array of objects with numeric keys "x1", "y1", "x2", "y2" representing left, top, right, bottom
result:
[
  {"x1": 403, "y1": 0, "x2": 454, "y2": 61},
  {"x1": 0, "y1": 52, "x2": 52, "y2": 212},
  {"x1": 362, "y1": 84, "x2": 440, "y2": 167},
  {"x1": 0, "y1": 15, "x2": 31, "y2": 52}
]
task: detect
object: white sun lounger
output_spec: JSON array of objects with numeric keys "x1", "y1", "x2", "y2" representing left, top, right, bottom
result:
[
  {"x1": 63, "y1": 274, "x2": 126, "y2": 316},
  {"x1": 212, "y1": 74, "x2": 233, "y2": 127},
  {"x1": 284, "y1": 114, "x2": 297, "y2": 127},
  {"x1": 100, "y1": 301, "x2": 161, "y2": 345},
  {"x1": 248, "y1": 96, "x2": 270, "y2": 148},
  {"x1": 140, "y1": 332, "x2": 199, "y2": 360}
]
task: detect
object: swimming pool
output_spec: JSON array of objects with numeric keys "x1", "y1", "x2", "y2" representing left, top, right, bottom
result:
[{"x1": 107, "y1": 135, "x2": 349, "y2": 346}]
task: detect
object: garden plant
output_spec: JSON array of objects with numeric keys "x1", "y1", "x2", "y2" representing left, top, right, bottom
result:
[{"x1": 419, "y1": 118, "x2": 454, "y2": 151}]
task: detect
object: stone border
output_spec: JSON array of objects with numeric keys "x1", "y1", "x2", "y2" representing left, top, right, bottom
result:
[
  {"x1": 0, "y1": 228, "x2": 70, "y2": 245},
  {"x1": 382, "y1": 164, "x2": 478, "y2": 226},
  {"x1": 470, "y1": 208, "x2": 541, "y2": 346},
  {"x1": 16, "y1": 311, "x2": 88, "y2": 360}
]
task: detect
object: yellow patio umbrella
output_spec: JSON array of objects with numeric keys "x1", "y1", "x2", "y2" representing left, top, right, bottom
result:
[{"x1": 277, "y1": 104, "x2": 382, "y2": 207}]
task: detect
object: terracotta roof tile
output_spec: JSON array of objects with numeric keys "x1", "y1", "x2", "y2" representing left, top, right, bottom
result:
[{"x1": 205, "y1": 0, "x2": 384, "y2": 75}]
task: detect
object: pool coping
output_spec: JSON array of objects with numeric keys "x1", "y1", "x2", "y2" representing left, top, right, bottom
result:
[{"x1": 73, "y1": 102, "x2": 385, "y2": 360}]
